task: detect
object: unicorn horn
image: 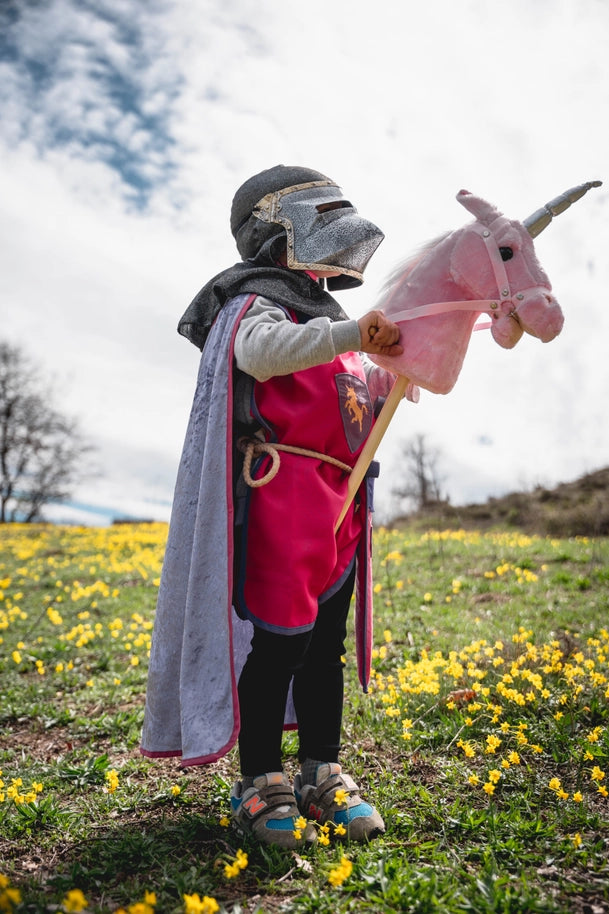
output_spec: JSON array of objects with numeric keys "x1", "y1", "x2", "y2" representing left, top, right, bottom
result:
[{"x1": 523, "y1": 180, "x2": 602, "y2": 237}]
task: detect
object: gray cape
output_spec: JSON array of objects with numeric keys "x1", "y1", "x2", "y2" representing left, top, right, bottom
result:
[{"x1": 141, "y1": 295, "x2": 257, "y2": 764}]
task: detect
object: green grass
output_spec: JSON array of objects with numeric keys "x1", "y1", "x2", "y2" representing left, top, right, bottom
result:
[{"x1": 1, "y1": 522, "x2": 608, "y2": 913}]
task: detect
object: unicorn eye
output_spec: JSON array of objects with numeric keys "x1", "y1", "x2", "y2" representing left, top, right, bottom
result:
[{"x1": 499, "y1": 246, "x2": 514, "y2": 261}]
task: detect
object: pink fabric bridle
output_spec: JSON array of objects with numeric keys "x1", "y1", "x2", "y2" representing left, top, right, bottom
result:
[{"x1": 387, "y1": 224, "x2": 548, "y2": 333}]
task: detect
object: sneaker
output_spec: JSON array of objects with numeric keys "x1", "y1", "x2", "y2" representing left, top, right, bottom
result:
[
  {"x1": 230, "y1": 772, "x2": 316, "y2": 849},
  {"x1": 294, "y1": 762, "x2": 385, "y2": 841}
]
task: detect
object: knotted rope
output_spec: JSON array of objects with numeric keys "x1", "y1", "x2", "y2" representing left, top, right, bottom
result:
[{"x1": 238, "y1": 437, "x2": 352, "y2": 488}]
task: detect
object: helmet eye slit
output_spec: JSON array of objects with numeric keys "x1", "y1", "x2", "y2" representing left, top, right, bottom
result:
[{"x1": 316, "y1": 200, "x2": 352, "y2": 213}]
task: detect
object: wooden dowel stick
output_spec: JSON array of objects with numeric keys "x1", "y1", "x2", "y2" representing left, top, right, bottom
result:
[{"x1": 334, "y1": 374, "x2": 409, "y2": 533}]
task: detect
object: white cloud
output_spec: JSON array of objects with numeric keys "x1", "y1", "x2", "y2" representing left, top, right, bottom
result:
[{"x1": 0, "y1": 0, "x2": 182, "y2": 207}]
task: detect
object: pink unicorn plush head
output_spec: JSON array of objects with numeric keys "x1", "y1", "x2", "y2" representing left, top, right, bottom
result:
[
  {"x1": 451, "y1": 189, "x2": 564, "y2": 349},
  {"x1": 372, "y1": 181, "x2": 601, "y2": 394}
]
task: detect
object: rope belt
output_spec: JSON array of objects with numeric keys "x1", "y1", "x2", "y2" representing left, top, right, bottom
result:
[{"x1": 238, "y1": 437, "x2": 353, "y2": 488}]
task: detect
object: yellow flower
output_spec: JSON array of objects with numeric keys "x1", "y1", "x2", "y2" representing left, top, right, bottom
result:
[
  {"x1": 0, "y1": 887, "x2": 22, "y2": 910},
  {"x1": 219, "y1": 816, "x2": 230, "y2": 827},
  {"x1": 0, "y1": 874, "x2": 22, "y2": 912},
  {"x1": 333, "y1": 822, "x2": 347, "y2": 836},
  {"x1": 328, "y1": 854, "x2": 353, "y2": 886},
  {"x1": 482, "y1": 782, "x2": 495, "y2": 796},
  {"x1": 170, "y1": 785, "x2": 181, "y2": 796},
  {"x1": 487, "y1": 769, "x2": 501, "y2": 784},
  {"x1": 485, "y1": 734, "x2": 502, "y2": 754},
  {"x1": 572, "y1": 832, "x2": 582, "y2": 848},
  {"x1": 468, "y1": 774, "x2": 480, "y2": 786},
  {"x1": 224, "y1": 849, "x2": 248, "y2": 878},
  {"x1": 105, "y1": 769, "x2": 119, "y2": 793},
  {"x1": 62, "y1": 888, "x2": 89, "y2": 912},
  {"x1": 183, "y1": 894, "x2": 219, "y2": 914},
  {"x1": 126, "y1": 902, "x2": 154, "y2": 914},
  {"x1": 328, "y1": 869, "x2": 344, "y2": 886},
  {"x1": 334, "y1": 788, "x2": 349, "y2": 806},
  {"x1": 573, "y1": 792, "x2": 583, "y2": 803},
  {"x1": 457, "y1": 739, "x2": 474, "y2": 757},
  {"x1": 548, "y1": 778, "x2": 562, "y2": 791}
]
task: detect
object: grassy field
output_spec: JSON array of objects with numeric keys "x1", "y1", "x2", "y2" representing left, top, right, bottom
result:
[{"x1": 1, "y1": 522, "x2": 608, "y2": 913}]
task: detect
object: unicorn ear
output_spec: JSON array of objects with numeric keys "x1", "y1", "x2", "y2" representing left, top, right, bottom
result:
[{"x1": 456, "y1": 189, "x2": 502, "y2": 225}]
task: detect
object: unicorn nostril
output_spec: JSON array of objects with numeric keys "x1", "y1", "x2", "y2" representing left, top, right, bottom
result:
[{"x1": 544, "y1": 293, "x2": 554, "y2": 304}]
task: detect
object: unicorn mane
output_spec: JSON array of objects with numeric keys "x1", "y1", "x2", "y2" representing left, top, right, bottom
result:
[{"x1": 377, "y1": 232, "x2": 451, "y2": 311}]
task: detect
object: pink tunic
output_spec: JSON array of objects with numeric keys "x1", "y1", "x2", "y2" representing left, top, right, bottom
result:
[{"x1": 235, "y1": 346, "x2": 374, "y2": 633}]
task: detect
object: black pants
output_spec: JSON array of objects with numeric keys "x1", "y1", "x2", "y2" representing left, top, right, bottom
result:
[{"x1": 237, "y1": 565, "x2": 355, "y2": 777}]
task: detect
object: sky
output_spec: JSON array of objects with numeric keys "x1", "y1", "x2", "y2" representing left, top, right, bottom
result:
[{"x1": 0, "y1": 0, "x2": 607, "y2": 525}]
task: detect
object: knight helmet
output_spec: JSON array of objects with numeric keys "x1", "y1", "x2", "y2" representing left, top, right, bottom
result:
[{"x1": 230, "y1": 164, "x2": 384, "y2": 290}]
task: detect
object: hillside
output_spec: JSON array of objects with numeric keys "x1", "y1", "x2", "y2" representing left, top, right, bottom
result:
[{"x1": 395, "y1": 466, "x2": 609, "y2": 537}]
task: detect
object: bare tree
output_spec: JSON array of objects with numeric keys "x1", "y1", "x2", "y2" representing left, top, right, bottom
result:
[
  {"x1": 391, "y1": 433, "x2": 445, "y2": 513},
  {"x1": 0, "y1": 342, "x2": 92, "y2": 522}
]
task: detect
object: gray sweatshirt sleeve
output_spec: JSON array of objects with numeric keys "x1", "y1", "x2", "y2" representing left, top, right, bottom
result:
[{"x1": 233, "y1": 296, "x2": 362, "y2": 382}]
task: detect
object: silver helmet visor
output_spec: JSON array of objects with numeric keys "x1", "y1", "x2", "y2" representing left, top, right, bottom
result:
[{"x1": 252, "y1": 181, "x2": 384, "y2": 283}]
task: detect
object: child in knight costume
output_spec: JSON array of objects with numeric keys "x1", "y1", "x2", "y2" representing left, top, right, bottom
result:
[{"x1": 141, "y1": 164, "x2": 406, "y2": 848}]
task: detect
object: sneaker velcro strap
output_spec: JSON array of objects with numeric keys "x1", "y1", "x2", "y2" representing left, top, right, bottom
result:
[
  {"x1": 315, "y1": 772, "x2": 359, "y2": 803},
  {"x1": 302, "y1": 774, "x2": 362, "y2": 822},
  {"x1": 240, "y1": 785, "x2": 296, "y2": 823}
]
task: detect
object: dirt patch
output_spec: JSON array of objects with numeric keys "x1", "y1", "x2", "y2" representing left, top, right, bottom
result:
[
  {"x1": 1, "y1": 719, "x2": 90, "y2": 762},
  {"x1": 470, "y1": 591, "x2": 510, "y2": 604},
  {"x1": 407, "y1": 753, "x2": 441, "y2": 788}
]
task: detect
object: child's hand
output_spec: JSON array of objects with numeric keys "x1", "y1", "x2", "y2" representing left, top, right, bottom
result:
[{"x1": 357, "y1": 310, "x2": 403, "y2": 356}]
